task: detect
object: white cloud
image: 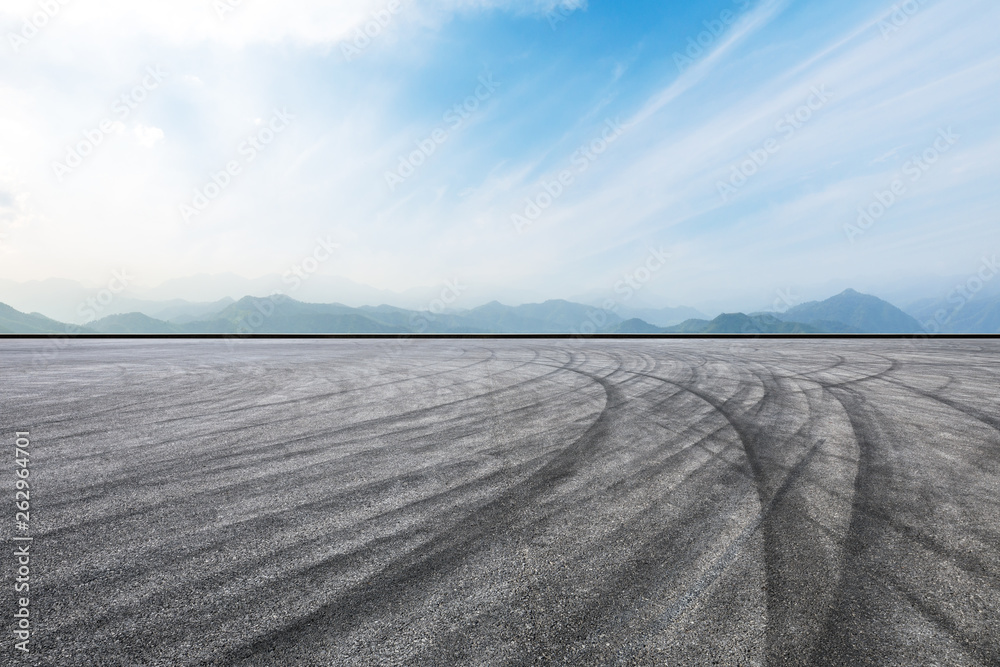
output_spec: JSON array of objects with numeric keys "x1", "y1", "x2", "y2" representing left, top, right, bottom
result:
[
  {"x1": 0, "y1": 0, "x2": 995, "y2": 302},
  {"x1": 446, "y1": 0, "x2": 1000, "y2": 301},
  {"x1": 629, "y1": 0, "x2": 790, "y2": 127},
  {"x1": 0, "y1": 0, "x2": 584, "y2": 52},
  {"x1": 1, "y1": 0, "x2": 388, "y2": 48}
]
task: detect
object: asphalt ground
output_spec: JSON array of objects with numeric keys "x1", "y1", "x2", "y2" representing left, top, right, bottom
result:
[{"x1": 1, "y1": 339, "x2": 998, "y2": 665}]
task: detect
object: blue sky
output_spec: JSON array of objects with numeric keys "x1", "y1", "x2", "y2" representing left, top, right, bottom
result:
[{"x1": 1, "y1": 0, "x2": 998, "y2": 310}]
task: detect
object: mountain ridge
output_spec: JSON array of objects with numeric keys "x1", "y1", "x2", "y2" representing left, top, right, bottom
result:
[
  {"x1": 772, "y1": 288, "x2": 923, "y2": 333},
  {"x1": 0, "y1": 288, "x2": 986, "y2": 334}
]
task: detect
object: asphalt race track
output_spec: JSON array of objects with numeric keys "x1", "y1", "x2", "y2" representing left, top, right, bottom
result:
[{"x1": 1, "y1": 339, "x2": 999, "y2": 666}]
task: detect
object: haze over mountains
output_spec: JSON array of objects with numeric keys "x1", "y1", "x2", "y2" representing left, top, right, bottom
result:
[
  {"x1": 1, "y1": 286, "x2": 996, "y2": 334},
  {"x1": 0, "y1": 274, "x2": 546, "y2": 326},
  {"x1": 0, "y1": 302, "x2": 79, "y2": 334}
]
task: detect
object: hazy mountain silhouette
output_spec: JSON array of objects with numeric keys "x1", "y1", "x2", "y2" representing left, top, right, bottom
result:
[
  {"x1": 182, "y1": 295, "x2": 409, "y2": 333},
  {"x1": 459, "y1": 300, "x2": 623, "y2": 333},
  {"x1": 88, "y1": 312, "x2": 183, "y2": 334},
  {"x1": 1, "y1": 287, "x2": 985, "y2": 334},
  {"x1": 771, "y1": 288, "x2": 923, "y2": 333},
  {"x1": 153, "y1": 298, "x2": 235, "y2": 324},
  {"x1": 654, "y1": 313, "x2": 827, "y2": 334},
  {"x1": 616, "y1": 305, "x2": 709, "y2": 327},
  {"x1": 610, "y1": 318, "x2": 668, "y2": 334},
  {"x1": 0, "y1": 302, "x2": 92, "y2": 333},
  {"x1": 905, "y1": 293, "x2": 1000, "y2": 333}
]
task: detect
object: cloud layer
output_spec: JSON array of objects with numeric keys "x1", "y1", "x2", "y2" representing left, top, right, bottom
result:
[{"x1": 0, "y1": 0, "x2": 996, "y2": 310}]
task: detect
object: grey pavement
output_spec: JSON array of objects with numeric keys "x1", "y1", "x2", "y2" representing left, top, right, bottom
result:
[{"x1": 1, "y1": 339, "x2": 998, "y2": 666}]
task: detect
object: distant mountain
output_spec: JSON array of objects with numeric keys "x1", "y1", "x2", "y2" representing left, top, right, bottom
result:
[
  {"x1": 460, "y1": 300, "x2": 624, "y2": 333},
  {"x1": 664, "y1": 313, "x2": 825, "y2": 334},
  {"x1": 617, "y1": 305, "x2": 709, "y2": 327},
  {"x1": 609, "y1": 313, "x2": 831, "y2": 334},
  {"x1": 1, "y1": 273, "x2": 991, "y2": 333},
  {"x1": 610, "y1": 318, "x2": 667, "y2": 334},
  {"x1": 0, "y1": 274, "x2": 469, "y2": 324},
  {"x1": 905, "y1": 293, "x2": 1000, "y2": 333},
  {"x1": 139, "y1": 272, "x2": 467, "y2": 311},
  {"x1": 182, "y1": 295, "x2": 409, "y2": 333},
  {"x1": 0, "y1": 277, "x2": 97, "y2": 324},
  {"x1": 0, "y1": 296, "x2": 900, "y2": 335},
  {"x1": 774, "y1": 289, "x2": 923, "y2": 333},
  {"x1": 0, "y1": 287, "x2": 961, "y2": 334},
  {"x1": 88, "y1": 313, "x2": 183, "y2": 334},
  {"x1": 0, "y1": 302, "x2": 91, "y2": 333},
  {"x1": 793, "y1": 319, "x2": 866, "y2": 334},
  {"x1": 104, "y1": 296, "x2": 627, "y2": 334},
  {"x1": 153, "y1": 298, "x2": 235, "y2": 324},
  {"x1": 664, "y1": 318, "x2": 712, "y2": 333},
  {"x1": 0, "y1": 278, "x2": 239, "y2": 325}
]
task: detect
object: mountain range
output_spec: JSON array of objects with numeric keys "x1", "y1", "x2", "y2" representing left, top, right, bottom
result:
[
  {"x1": 0, "y1": 302, "x2": 89, "y2": 334},
  {"x1": 0, "y1": 287, "x2": 988, "y2": 334}
]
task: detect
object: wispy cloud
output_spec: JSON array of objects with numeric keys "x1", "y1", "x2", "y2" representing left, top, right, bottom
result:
[{"x1": 0, "y1": 0, "x2": 996, "y2": 306}]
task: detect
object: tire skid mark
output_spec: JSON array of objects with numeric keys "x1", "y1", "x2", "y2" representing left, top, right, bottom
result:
[
  {"x1": 216, "y1": 361, "x2": 624, "y2": 664},
  {"x1": 39, "y1": 354, "x2": 600, "y2": 640},
  {"x1": 9, "y1": 340, "x2": 1000, "y2": 665},
  {"x1": 813, "y1": 381, "x2": 997, "y2": 666},
  {"x1": 40, "y1": 352, "x2": 580, "y2": 505},
  {"x1": 878, "y1": 374, "x2": 1000, "y2": 435},
  {"x1": 617, "y1": 359, "x2": 857, "y2": 662},
  {"x1": 37, "y1": 362, "x2": 603, "y2": 543}
]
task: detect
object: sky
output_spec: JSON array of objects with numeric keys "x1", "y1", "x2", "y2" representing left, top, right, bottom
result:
[{"x1": 0, "y1": 0, "x2": 998, "y2": 311}]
